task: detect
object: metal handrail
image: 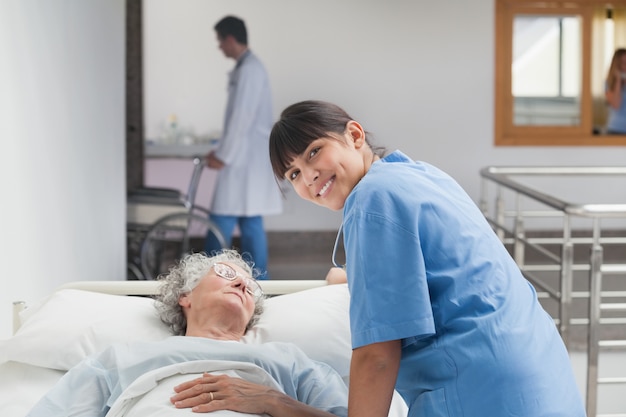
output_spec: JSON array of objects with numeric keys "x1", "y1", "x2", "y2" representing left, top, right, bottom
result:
[{"x1": 480, "y1": 166, "x2": 626, "y2": 217}]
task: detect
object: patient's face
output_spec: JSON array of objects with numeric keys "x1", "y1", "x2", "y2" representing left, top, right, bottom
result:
[{"x1": 180, "y1": 262, "x2": 255, "y2": 332}]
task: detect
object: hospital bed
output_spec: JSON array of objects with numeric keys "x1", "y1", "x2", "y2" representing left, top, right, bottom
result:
[{"x1": 0, "y1": 280, "x2": 408, "y2": 417}]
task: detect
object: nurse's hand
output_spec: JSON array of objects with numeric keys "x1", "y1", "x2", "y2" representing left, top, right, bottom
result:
[
  {"x1": 206, "y1": 152, "x2": 225, "y2": 170},
  {"x1": 325, "y1": 267, "x2": 347, "y2": 284}
]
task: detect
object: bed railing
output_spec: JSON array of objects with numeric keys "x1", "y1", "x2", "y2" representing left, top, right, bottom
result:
[{"x1": 479, "y1": 166, "x2": 626, "y2": 417}]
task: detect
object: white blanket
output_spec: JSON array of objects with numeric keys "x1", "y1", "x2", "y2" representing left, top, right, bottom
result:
[
  {"x1": 25, "y1": 338, "x2": 349, "y2": 417},
  {"x1": 109, "y1": 360, "x2": 279, "y2": 417}
]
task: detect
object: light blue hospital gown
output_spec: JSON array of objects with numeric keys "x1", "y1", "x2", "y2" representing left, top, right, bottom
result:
[
  {"x1": 343, "y1": 150, "x2": 585, "y2": 417},
  {"x1": 26, "y1": 337, "x2": 348, "y2": 417}
]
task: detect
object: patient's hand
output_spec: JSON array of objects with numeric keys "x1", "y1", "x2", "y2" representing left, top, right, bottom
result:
[
  {"x1": 171, "y1": 372, "x2": 339, "y2": 416},
  {"x1": 325, "y1": 267, "x2": 347, "y2": 284},
  {"x1": 171, "y1": 373, "x2": 277, "y2": 414}
]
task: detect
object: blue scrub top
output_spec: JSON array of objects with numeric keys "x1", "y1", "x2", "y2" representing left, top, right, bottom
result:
[{"x1": 342, "y1": 151, "x2": 585, "y2": 417}]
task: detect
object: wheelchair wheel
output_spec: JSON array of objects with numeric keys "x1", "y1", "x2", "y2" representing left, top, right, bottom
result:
[
  {"x1": 127, "y1": 262, "x2": 144, "y2": 280},
  {"x1": 140, "y1": 212, "x2": 227, "y2": 280}
]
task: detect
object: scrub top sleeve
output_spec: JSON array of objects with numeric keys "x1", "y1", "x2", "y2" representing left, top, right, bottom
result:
[{"x1": 345, "y1": 210, "x2": 436, "y2": 349}]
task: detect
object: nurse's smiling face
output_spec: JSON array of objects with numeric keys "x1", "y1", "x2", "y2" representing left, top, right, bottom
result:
[{"x1": 284, "y1": 121, "x2": 372, "y2": 211}]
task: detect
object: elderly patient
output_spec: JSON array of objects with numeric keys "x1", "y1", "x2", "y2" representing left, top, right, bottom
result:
[{"x1": 27, "y1": 249, "x2": 348, "y2": 417}]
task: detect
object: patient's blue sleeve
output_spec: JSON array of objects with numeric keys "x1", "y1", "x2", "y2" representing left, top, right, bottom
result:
[{"x1": 25, "y1": 355, "x2": 114, "y2": 417}]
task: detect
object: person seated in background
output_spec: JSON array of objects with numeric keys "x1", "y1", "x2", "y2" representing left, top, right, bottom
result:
[
  {"x1": 605, "y1": 48, "x2": 626, "y2": 134},
  {"x1": 27, "y1": 249, "x2": 348, "y2": 417}
]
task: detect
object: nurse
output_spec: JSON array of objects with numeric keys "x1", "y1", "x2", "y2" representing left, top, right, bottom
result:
[{"x1": 269, "y1": 100, "x2": 586, "y2": 417}]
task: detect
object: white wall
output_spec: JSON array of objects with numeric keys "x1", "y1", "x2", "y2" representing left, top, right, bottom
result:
[
  {"x1": 144, "y1": 0, "x2": 626, "y2": 232},
  {"x1": 0, "y1": 0, "x2": 126, "y2": 338}
]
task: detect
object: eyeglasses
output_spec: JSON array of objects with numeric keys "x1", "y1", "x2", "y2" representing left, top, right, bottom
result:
[{"x1": 212, "y1": 263, "x2": 264, "y2": 299}]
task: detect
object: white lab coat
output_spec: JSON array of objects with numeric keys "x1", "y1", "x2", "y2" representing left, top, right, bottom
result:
[{"x1": 211, "y1": 50, "x2": 283, "y2": 216}]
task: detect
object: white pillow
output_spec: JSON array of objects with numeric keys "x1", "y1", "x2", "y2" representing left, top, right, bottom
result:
[
  {"x1": 242, "y1": 284, "x2": 352, "y2": 379},
  {"x1": 0, "y1": 284, "x2": 352, "y2": 380},
  {"x1": 1, "y1": 289, "x2": 171, "y2": 370}
]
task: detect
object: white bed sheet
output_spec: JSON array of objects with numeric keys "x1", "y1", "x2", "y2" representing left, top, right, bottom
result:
[
  {"x1": 0, "y1": 362, "x2": 64, "y2": 417},
  {"x1": 0, "y1": 361, "x2": 408, "y2": 417}
]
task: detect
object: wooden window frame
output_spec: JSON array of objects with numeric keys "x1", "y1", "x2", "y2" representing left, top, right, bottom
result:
[{"x1": 495, "y1": 0, "x2": 626, "y2": 146}]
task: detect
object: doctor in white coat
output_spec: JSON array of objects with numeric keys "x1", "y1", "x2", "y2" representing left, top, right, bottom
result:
[{"x1": 205, "y1": 16, "x2": 282, "y2": 279}]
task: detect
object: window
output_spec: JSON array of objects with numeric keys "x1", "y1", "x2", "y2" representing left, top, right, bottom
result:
[{"x1": 495, "y1": 0, "x2": 626, "y2": 145}]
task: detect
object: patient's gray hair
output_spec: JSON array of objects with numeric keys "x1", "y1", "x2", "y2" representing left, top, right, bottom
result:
[{"x1": 155, "y1": 249, "x2": 265, "y2": 336}]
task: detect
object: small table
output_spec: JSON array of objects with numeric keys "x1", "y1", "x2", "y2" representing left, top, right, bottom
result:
[{"x1": 145, "y1": 143, "x2": 214, "y2": 159}]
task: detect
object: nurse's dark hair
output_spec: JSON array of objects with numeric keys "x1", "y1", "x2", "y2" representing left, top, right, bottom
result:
[{"x1": 269, "y1": 100, "x2": 383, "y2": 179}]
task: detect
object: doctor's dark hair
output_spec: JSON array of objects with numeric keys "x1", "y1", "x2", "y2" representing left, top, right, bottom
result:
[
  {"x1": 214, "y1": 15, "x2": 248, "y2": 45},
  {"x1": 155, "y1": 249, "x2": 264, "y2": 336},
  {"x1": 269, "y1": 100, "x2": 383, "y2": 179}
]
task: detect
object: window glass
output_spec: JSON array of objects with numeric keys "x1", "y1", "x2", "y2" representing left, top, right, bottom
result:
[{"x1": 512, "y1": 15, "x2": 581, "y2": 126}]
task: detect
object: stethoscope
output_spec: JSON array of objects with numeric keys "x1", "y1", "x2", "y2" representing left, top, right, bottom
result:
[
  {"x1": 331, "y1": 224, "x2": 345, "y2": 269},
  {"x1": 330, "y1": 153, "x2": 381, "y2": 269}
]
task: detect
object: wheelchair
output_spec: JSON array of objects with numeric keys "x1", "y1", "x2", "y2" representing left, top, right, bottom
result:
[{"x1": 127, "y1": 156, "x2": 226, "y2": 280}]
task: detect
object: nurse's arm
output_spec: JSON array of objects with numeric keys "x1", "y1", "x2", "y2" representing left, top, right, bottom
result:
[{"x1": 348, "y1": 339, "x2": 401, "y2": 417}]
